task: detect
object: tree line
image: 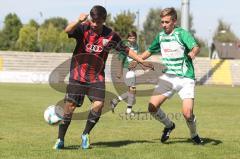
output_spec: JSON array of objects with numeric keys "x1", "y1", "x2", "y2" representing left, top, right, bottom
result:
[{"x1": 0, "y1": 8, "x2": 238, "y2": 56}]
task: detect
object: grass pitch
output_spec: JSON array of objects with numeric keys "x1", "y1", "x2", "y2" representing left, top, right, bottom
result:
[{"x1": 0, "y1": 83, "x2": 240, "y2": 159}]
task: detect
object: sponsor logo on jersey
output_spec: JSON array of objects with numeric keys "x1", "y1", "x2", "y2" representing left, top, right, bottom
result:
[
  {"x1": 161, "y1": 36, "x2": 176, "y2": 41},
  {"x1": 163, "y1": 48, "x2": 177, "y2": 52},
  {"x1": 86, "y1": 43, "x2": 103, "y2": 52},
  {"x1": 102, "y1": 39, "x2": 110, "y2": 46}
]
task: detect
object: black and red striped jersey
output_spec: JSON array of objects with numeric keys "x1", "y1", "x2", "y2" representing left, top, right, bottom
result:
[{"x1": 68, "y1": 21, "x2": 129, "y2": 83}]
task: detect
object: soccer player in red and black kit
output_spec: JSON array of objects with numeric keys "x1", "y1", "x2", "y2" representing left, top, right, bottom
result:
[{"x1": 53, "y1": 5, "x2": 153, "y2": 149}]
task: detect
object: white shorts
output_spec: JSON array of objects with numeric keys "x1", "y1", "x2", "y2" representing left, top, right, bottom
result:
[
  {"x1": 154, "y1": 74, "x2": 195, "y2": 99},
  {"x1": 123, "y1": 68, "x2": 136, "y2": 87}
]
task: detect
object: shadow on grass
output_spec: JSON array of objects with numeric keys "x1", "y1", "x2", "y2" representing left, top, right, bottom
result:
[
  {"x1": 63, "y1": 145, "x2": 81, "y2": 150},
  {"x1": 153, "y1": 137, "x2": 222, "y2": 145},
  {"x1": 92, "y1": 140, "x2": 154, "y2": 147},
  {"x1": 64, "y1": 140, "x2": 154, "y2": 150}
]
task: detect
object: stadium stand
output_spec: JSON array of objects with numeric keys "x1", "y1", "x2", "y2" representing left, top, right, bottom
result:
[
  {"x1": 0, "y1": 51, "x2": 239, "y2": 86},
  {"x1": 210, "y1": 41, "x2": 240, "y2": 59}
]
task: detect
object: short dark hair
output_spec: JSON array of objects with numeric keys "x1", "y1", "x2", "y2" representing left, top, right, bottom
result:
[
  {"x1": 127, "y1": 31, "x2": 137, "y2": 38},
  {"x1": 90, "y1": 5, "x2": 107, "y2": 20}
]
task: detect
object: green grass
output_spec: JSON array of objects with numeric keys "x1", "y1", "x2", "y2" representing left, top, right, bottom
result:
[{"x1": 0, "y1": 83, "x2": 240, "y2": 159}]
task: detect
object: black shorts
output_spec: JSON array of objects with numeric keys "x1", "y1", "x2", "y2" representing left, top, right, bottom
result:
[{"x1": 64, "y1": 79, "x2": 105, "y2": 107}]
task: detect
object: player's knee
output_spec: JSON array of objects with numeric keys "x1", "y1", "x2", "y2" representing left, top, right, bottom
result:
[
  {"x1": 183, "y1": 113, "x2": 190, "y2": 120},
  {"x1": 184, "y1": 113, "x2": 195, "y2": 121},
  {"x1": 65, "y1": 101, "x2": 76, "y2": 113},
  {"x1": 92, "y1": 101, "x2": 104, "y2": 112},
  {"x1": 148, "y1": 103, "x2": 158, "y2": 113},
  {"x1": 129, "y1": 86, "x2": 136, "y2": 94}
]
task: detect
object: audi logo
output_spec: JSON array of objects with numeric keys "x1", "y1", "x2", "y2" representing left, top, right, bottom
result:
[{"x1": 86, "y1": 43, "x2": 103, "y2": 52}]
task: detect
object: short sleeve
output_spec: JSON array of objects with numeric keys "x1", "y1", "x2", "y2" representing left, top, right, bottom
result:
[
  {"x1": 147, "y1": 33, "x2": 161, "y2": 54},
  {"x1": 67, "y1": 24, "x2": 84, "y2": 39},
  {"x1": 180, "y1": 30, "x2": 198, "y2": 49}
]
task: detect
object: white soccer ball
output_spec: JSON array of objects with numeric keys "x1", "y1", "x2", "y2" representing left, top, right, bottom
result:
[{"x1": 44, "y1": 105, "x2": 63, "y2": 125}]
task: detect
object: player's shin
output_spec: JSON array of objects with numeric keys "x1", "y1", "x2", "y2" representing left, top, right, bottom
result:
[
  {"x1": 126, "y1": 88, "x2": 136, "y2": 114},
  {"x1": 119, "y1": 92, "x2": 128, "y2": 101},
  {"x1": 185, "y1": 114, "x2": 198, "y2": 138},
  {"x1": 58, "y1": 113, "x2": 72, "y2": 141},
  {"x1": 149, "y1": 104, "x2": 173, "y2": 128},
  {"x1": 83, "y1": 109, "x2": 101, "y2": 135}
]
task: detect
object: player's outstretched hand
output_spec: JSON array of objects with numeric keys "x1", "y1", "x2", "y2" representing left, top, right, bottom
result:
[
  {"x1": 128, "y1": 61, "x2": 138, "y2": 70},
  {"x1": 139, "y1": 62, "x2": 154, "y2": 71}
]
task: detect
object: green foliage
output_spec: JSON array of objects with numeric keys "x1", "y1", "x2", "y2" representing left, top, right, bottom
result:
[
  {"x1": 41, "y1": 17, "x2": 68, "y2": 31},
  {"x1": 213, "y1": 20, "x2": 238, "y2": 42},
  {"x1": 112, "y1": 10, "x2": 137, "y2": 38},
  {"x1": 0, "y1": 10, "x2": 200, "y2": 53},
  {"x1": 16, "y1": 24, "x2": 38, "y2": 52},
  {"x1": 37, "y1": 24, "x2": 75, "y2": 53},
  {"x1": 143, "y1": 8, "x2": 162, "y2": 46},
  {"x1": 38, "y1": 24, "x2": 60, "y2": 52},
  {"x1": 138, "y1": 32, "x2": 147, "y2": 52},
  {"x1": 58, "y1": 31, "x2": 75, "y2": 53},
  {"x1": 0, "y1": 13, "x2": 22, "y2": 50},
  {"x1": 28, "y1": 19, "x2": 40, "y2": 29},
  {"x1": 0, "y1": 31, "x2": 5, "y2": 50}
]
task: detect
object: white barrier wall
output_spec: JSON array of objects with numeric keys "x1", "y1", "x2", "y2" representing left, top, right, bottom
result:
[{"x1": 0, "y1": 51, "x2": 240, "y2": 85}]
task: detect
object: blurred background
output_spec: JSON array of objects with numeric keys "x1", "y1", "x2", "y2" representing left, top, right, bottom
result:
[{"x1": 0, "y1": 0, "x2": 239, "y2": 85}]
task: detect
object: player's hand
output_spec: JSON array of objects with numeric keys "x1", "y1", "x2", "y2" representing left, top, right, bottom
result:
[
  {"x1": 128, "y1": 61, "x2": 138, "y2": 70},
  {"x1": 77, "y1": 13, "x2": 89, "y2": 23},
  {"x1": 188, "y1": 51, "x2": 196, "y2": 60},
  {"x1": 139, "y1": 62, "x2": 154, "y2": 71}
]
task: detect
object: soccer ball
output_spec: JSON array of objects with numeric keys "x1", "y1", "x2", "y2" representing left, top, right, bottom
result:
[{"x1": 44, "y1": 105, "x2": 63, "y2": 125}]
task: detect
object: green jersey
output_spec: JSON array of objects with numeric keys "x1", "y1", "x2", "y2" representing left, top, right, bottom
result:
[
  {"x1": 147, "y1": 27, "x2": 198, "y2": 79},
  {"x1": 118, "y1": 42, "x2": 139, "y2": 69}
]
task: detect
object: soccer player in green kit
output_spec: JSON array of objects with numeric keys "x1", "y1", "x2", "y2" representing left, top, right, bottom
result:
[
  {"x1": 110, "y1": 31, "x2": 140, "y2": 115},
  {"x1": 140, "y1": 7, "x2": 203, "y2": 144}
]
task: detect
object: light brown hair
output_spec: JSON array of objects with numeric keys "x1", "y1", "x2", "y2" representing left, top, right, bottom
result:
[{"x1": 160, "y1": 7, "x2": 177, "y2": 21}]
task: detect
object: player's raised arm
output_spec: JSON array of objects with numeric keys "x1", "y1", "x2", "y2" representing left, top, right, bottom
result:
[{"x1": 64, "y1": 13, "x2": 89, "y2": 33}]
